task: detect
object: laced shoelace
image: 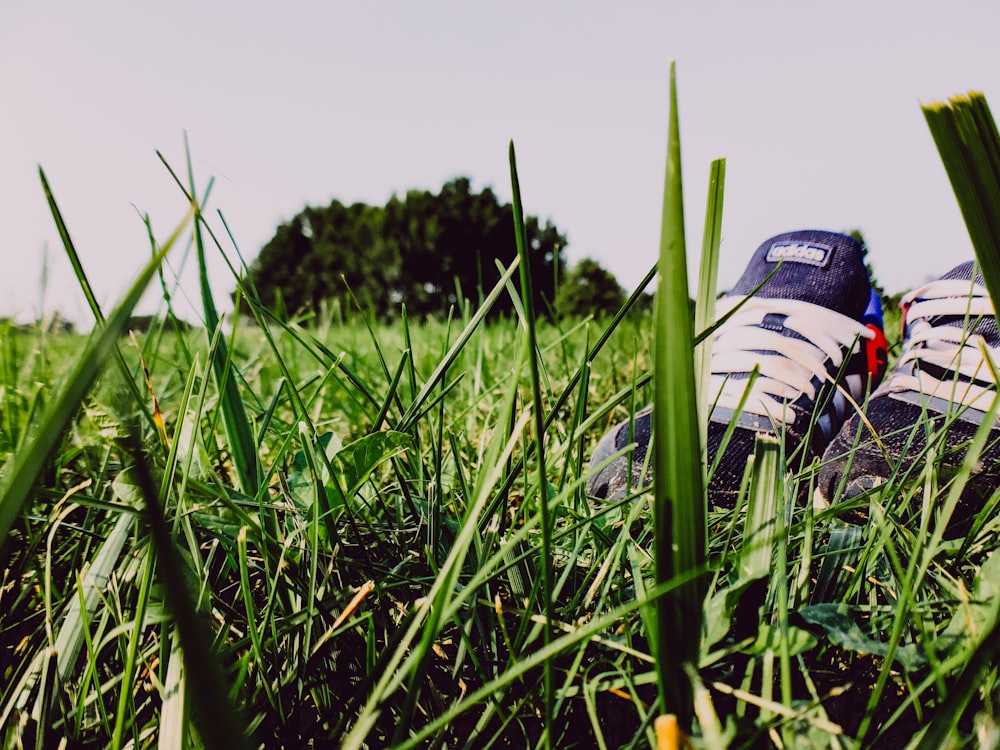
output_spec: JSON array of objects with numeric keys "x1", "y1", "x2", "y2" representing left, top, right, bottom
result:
[
  {"x1": 709, "y1": 295, "x2": 875, "y2": 426},
  {"x1": 888, "y1": 278, "x2": 999, "y2": 414}
]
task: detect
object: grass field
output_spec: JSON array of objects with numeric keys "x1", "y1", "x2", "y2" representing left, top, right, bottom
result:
[
  {"x1": 2, "y1": 246, "x2": 997, "y2": 749},
  {"x1": 5, "y1": 89, "x2": 1000, "y2": 749}
]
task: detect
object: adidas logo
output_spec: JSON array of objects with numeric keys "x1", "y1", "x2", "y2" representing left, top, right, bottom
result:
[{"x1": 765, "y1": 241, "x2": 832, "y2": 267}]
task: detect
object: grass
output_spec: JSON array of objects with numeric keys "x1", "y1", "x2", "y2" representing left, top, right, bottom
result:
[{"x1": 4, "y1": 88, "x2": 1000, "y2": 749}]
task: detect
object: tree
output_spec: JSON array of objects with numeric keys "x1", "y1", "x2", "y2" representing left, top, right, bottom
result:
[
  {"x1": 848, "y1": 228, "x2": 900, "y2": 312},
  {"x1": 555, "y1": 258, "x2": 626, "y2": 318},
  {"x1": 242, "y1": 178, "x2": 567, "y2": 320}
]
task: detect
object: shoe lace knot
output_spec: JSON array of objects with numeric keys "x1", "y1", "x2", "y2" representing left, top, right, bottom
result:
[{"x1": 709, "y1": 296, "x2": 875, "y2": 426}]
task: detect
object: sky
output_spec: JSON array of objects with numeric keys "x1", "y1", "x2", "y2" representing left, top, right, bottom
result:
[{"x1": 3, "y1": 2, "x2": 1000, "y2": 327}]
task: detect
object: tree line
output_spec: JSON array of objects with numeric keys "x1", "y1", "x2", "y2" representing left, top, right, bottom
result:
[{"x1": 241, "y1": 177, "x2": 627, "y2": 321}]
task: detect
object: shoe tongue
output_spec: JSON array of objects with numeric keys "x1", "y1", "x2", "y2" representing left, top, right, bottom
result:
[{"x1": 728, "y1": 230, "x2": 870, "y2": 319}]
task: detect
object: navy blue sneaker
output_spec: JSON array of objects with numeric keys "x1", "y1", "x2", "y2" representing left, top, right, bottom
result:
[
  {"x1": 586, "y1": 230, "x2": 888, "y2": 506},
  {"x1": 816, "y1": 261, "x2": 1000, "y2": 531}
]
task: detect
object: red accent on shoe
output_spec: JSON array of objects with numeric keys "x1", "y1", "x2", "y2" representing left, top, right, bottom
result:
[{"x1": 865, "y1": 323, "x2": 889, "y2": 382}]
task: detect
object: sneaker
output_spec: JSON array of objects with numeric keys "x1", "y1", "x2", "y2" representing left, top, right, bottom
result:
[
  {"x1": 815, "y1": 261, "x2": 1000, "y2": 531},
  {"x1": 586, "y1": 229, "x2": 888, "y2": 506}
]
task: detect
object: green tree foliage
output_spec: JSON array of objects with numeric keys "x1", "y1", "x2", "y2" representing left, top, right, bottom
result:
[
  {"x1": 243, "y1": 178, "x2": 567, "y2": 319},
  {"x1": 555, "y1": 258, "x2": 627, "y2": 318},
  {"x1": 848, "y1": 228, "x2": 898, "y2": 311}
]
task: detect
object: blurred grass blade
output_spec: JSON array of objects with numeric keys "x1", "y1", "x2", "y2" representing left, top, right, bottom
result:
[
  {"x1": 158, "y1": 631, "x2": 187, "y2": 750},
  {"x1": 0, "y1": 221, "x2": 179, "y2": 546},
  {"x1": 922, "y1": 92, "x2": 1000, "y2": 314},
  {"x1": 110, "y1": 542, "x2": 154, "y2": 749},
  {"x1": 125, "y1": 431, "x2": 251, "y2": 750},
  {"x1": 652, "y1": 61, "x2": 707, "y2": 729},
  {"x1": 49, "y1": 513, "x2": 133, "y2": 699},
  {"x1": 739, "y1": 434, "x2": 781, "y2": 581},
  {"x1": 694, "y1": 158, "x2": 725, "y2": 433}
]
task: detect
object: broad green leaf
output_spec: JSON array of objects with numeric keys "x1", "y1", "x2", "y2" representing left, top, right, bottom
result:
[
  {"x1": 744, "y1": 622, "x2": 817, "y2": 657},
  {"x1": 286, "y1": 430, "x2": 412, "y2": 509},
  {"x1": 703, "y1": 575, "x2": 768, "y2": 655},
  {"x1": 795, "y1": 603, "x2": 925, "y2": 671},
  {"x1": 332, "y1": 430, "x2": 413, "y2": 496}
]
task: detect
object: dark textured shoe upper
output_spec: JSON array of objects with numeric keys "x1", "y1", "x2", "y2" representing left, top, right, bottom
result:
[
  {"x1": 587, "y1": 230, "x2": 886, "y2": 505},
  {"x1": 816, "y1": 261, "x2": 1000, "y2": 532},
  {"x1": 728, "y1": 230, "x2": 874, "y2": 320}
]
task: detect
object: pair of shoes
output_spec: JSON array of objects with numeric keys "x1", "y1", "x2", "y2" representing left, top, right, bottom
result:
[
  {"x1": 586, "y1": 230, "x2": 1000, "y2": 529},
  {"x1": 587, "y1": 229, "x2": 888, "y2": 505}
]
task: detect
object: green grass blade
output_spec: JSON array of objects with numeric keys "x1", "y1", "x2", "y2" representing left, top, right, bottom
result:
[
  {"x1": 110, "y1": 545, "x2": 153, "y2": 749},
  {"x1": 397, "y1": 256, "x2": 521, "y2": 430},
  {"x1": 37, "y1": 168, "x2": 104, "y2": 322},
  {"x1": 124, "y1": 431, "x2": 251, "y2": 750},
  {"x1": 922, "y1": 93, "x2": 1000, "y2": 315},
  {"x1": 38, "y1": 168, "x2": 155, "y2": 427},
  {"x1": 652, "y1": 61, "x2": 706, "y2": 729},
  {"x1": 158, "y1": 630, "x2": 187, "y2": 750},
  {"x1": 694, "y1": 158, "x2": 725, "y2": 432},
  {"x1": 739, "y1": 434, "x2": 782, "y2": 582},
  {"x1": 159, "y1": 143, "x2": 260, "y2": 498},
  {"x1": 508, "y1": 140, "x2": 555, "y2": 748}
]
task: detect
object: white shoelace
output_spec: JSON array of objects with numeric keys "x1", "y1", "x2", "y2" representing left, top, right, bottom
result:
[
  {"x1": 886, "y1": 277, "x2": 999, "y2": 414},
  {"x1": 709, "y1": 295, "x2": 875, "y2": 426}
]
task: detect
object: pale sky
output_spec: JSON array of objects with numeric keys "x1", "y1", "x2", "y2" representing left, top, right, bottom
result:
[{"x1": 3, "y1": 2, "x2": 999, "y2": 326}]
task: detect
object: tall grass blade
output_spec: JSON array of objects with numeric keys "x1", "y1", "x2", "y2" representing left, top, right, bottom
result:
[
  {"x1": 917, "y1": 94, "x2": 1000, "y2": 744},
  {"x1": 158, "y1": 631, "x2": 187, "y2": 750},
  {"x1": 110, "y1": 543, "x2": 153, "y2": 749},
  {"x1": 38, "y1": 168, "x2": 155, "y2": 426},
  {"x1": 159, "y1": 142, "x2": 260, "y2": 498},
  {"x1": 694, "y1": 158, "x2": 725, "y2": 432},
  {"x1": 739, "y1": 434, "x2": 782, "y2": 582},
  {"x1": 922, "y1": 92, "x2": 1000, "y2": 314},
  {"x1": 37, "y1": 169, "x2": 103, "y2": 321},
  {"x1": 508, "y1": 140, "x2": 555, "y2": 747},
  {"x1": 124, "y1": 431, "x2": 251, "y2": 750},
  {"x1": 652, "y1": 61, "x2": 707, "y2": 729}
]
